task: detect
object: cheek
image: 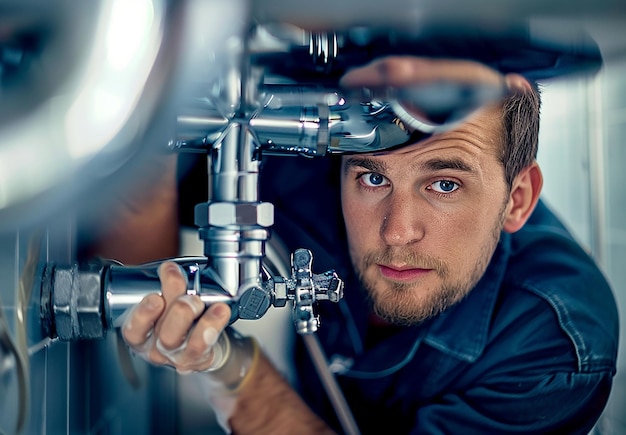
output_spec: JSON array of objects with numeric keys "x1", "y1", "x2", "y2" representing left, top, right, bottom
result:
[
  {"x1": 342, "y1": 195, "x2": 377, "y2": 257},
  {"x1": 429, "y1": 205, "x2": 494, "y2": 255},
  {"x1": 342, "y1": 199, "x2": 363, "y2": 239},
  {"x1": 454, "y1": 205, "x2": 502, "y2": 257}
]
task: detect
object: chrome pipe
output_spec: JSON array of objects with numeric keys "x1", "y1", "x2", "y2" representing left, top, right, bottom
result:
[{"x1": 103, "y1": 259, "x2": 234, "y2": 327}]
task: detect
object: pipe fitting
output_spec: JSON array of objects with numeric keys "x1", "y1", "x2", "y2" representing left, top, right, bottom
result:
[
  {"x1": 42, "y1": 263, "x2": 105, "y2": 341},
  {"x1": 194, "y1": 202, "x2": 274, "y2": 228}
]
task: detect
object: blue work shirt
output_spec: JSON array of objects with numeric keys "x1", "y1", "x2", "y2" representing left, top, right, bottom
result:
[{"x1": 260, "y1": 156, "x2": 619, "y2": 434}]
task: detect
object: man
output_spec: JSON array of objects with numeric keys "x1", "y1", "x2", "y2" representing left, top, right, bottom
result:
[{"x1": 121, "y1": 58, "x2": 619, "y2": 434}]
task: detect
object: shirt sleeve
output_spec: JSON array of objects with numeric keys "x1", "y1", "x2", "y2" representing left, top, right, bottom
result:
[
  {"x1": 411, "y1": 272, "x2": 616, "y2": 435},
  {"x1": 413, "y1": 369, "x2": 613, "y2": 434}
]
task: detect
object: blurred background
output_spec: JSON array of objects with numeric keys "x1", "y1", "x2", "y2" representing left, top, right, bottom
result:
[{"x1": 0, "y1": 0, "x2": 625, "y2": 433}]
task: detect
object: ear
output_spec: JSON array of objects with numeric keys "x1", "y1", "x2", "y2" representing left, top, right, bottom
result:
[{"x1": 503, "y1": 162, "x2": 543, "y2": 233}]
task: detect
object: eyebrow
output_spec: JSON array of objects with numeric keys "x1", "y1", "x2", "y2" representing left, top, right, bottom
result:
[
  {"x1": 342, "y1": 156, "x2": 387, "y2": 175},
  {"x1": 420, "y1": 158, "x2": 475, "y2": 173},
  {"x1": 343, "y1": 156, "x2": 475, "y2": 176}
]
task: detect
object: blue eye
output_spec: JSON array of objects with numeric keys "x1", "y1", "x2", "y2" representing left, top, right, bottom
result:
[
  {"x1": 361, "y1": 172, "x2": 389, "y2": 187},
  {"x1": 431, "y1": 180, "x2": 459, "y2": 193}
]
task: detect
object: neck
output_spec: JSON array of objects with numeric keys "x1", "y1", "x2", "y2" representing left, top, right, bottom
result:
[{"x1": 365, "y1": 312, "x2": 402, "y2": 349}]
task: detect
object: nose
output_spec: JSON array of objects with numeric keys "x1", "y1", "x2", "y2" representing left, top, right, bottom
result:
[{"x1": 380, "y1": 191, "x2": 425, "y2": 246}]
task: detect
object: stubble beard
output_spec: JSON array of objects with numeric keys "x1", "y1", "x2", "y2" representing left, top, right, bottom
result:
[{"x1": 355, "y1": 212, "x2": 505, "y2": 326}]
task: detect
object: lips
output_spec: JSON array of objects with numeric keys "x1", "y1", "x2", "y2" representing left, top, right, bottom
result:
[{"x1": 378, "y1": 264, "x2": 431, "y2": 281}]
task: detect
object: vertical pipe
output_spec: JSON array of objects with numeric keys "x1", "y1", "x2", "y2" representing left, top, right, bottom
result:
[
  {"x1": 200, "y1": 0, "x2": 268, "y2": 297},
  {"x1": 207, "y1": 122, "x2": 266, "y2": 295},
  {"x1": 213, "y1": 122, "x2": 260, "y2": 203}
]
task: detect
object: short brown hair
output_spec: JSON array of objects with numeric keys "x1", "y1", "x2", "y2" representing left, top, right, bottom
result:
[{"x1": 500, "y1": 84, "x2": 542, "y2": 189}]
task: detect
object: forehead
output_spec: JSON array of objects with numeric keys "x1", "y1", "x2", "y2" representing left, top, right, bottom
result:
[{"x1": 343, "y1": 104, "x2": 504, "y2": 171}]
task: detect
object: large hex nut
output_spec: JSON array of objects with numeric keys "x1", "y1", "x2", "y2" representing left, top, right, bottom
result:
[
  {"x1": 272, "y1": 276, "x2": 287, "y2": 307},
  {"x1": 51, "y1": 265, "x2": 75, "y2": 341},
  {"x1": 51, "y1": 264, "x2": 105, "y2": 341},
  {"x1": 195, "y1": 202, "x2": 274, "y2": 228},
  {"x1": 76, "y1": 266, "x2": 105, "y2": 340}
]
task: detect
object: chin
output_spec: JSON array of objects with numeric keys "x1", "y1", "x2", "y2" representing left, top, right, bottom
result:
[{"x1": 367, "y1": 280, "x2": 469, "y2": 326}]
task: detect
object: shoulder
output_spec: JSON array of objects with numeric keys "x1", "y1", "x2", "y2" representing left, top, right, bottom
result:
[{"x1": 500, "y1": 201, "x2": 618, "y2": 373}]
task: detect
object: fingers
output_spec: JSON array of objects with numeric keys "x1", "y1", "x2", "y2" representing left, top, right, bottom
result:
[
  {"x1": 505, "y1": 73, "x2": 532, "y2": 93},
  {"x1": 341, "y1": 56, "x2": 422, "y2": 88},
  {"x1": 185, "y1": 303, "x2": 232, "y2": 366},
  {"x1": 122, "y1": 261, "x2": 189, "y2": 357},
  {"x1": 155, "y1": 302, "x2": 232, "y2": 373},
  {"x1": 157, "y1": 294, "x2": 205, "y2": 350},
  {"x1": 158, "y1": 261, "x2": 188, "y2": 303},
  {"x1": 340, "y1": 56, "x2": 504, "y2": 89},
  {"x1": 122, "y1": 293, "x2": 165, "y2": 349},
  {"x1": 122, "y1": 260, "x2": 234, "y2": 373}
]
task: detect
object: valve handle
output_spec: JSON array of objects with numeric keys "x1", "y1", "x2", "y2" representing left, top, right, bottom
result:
[{"x1": 288, "y1": 248, "x2": 344, "y2": 334}]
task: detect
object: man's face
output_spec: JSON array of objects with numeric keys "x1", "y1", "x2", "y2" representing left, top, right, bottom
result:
[{"x1": 340, "y1": 105, "x2": 511, "y2": 325}]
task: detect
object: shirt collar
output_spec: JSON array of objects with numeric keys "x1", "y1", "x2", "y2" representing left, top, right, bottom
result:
[{"x1": 422, "y1": 233, "x2": 512, "y2": 362}]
